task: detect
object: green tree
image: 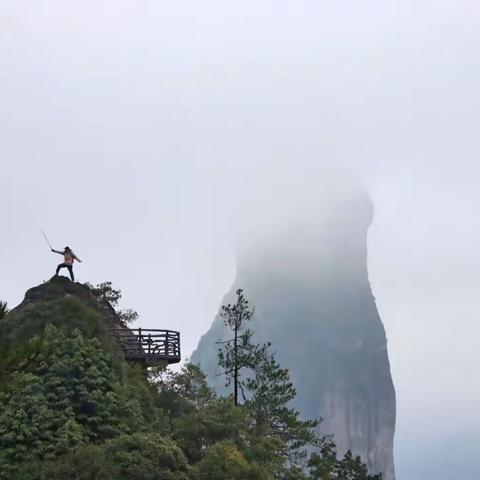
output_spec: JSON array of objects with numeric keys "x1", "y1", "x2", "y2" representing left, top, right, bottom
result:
[
  {"x1": 218, "y1": 289, "x2": 254, "y2": 405},
  {"x1": 308, "y1": 439, "x2": 382, "y2": 480},
  {"x1": 194, "y1": 441, "x2": 271, "y2": 480},
  {"x1": 243, "y1": 343, "x2": 319, "y2": 467},
  {"x1": 19, "y1": 444, "x2": 115, "y2": 480},
  {"x1": 20, "y1": 434, "x2": 189, "y2": 480},
  {"x1": 91, "y1": 281, "x2": 138, "y2": 325},
  {"x1": 153, "y1": 363, "x2": 245, "y2": 463},
  {"x1": 33, "y1": 325, "x2": 144, "y2": 440},
  {"x1": 218, "y1": 290, "x2": 320, "y2": 476},
  {"x1": 91, "y1": 281, "x2": 122, "y2": 306},
  {"x1": 0, "y1": 372, "x2": 85, "y2": 478},
  {"x1": 103, "y1": 432, "x2": 189, "y2": 480}
]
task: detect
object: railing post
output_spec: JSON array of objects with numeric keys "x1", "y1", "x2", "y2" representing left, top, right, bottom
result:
[
  {"x1": 148, "y1": 333, "x2": 152, "y2": 355},
  {"x1": 165, "y1": 331, "x2": 169, "y2": 356}
]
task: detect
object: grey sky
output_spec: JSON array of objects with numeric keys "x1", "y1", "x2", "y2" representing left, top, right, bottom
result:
[{"x1": 1, "y1": 2, "x2": 480, "y2": 478}]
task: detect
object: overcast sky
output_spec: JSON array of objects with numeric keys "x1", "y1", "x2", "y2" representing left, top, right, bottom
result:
[{"x1": 1, "y1": 2, "x2": 480, "y2": 478}]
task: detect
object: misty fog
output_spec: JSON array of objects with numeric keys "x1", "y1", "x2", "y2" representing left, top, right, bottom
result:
[{"x1": 1, "y1": 1, "x2": 480, "y2": 478}]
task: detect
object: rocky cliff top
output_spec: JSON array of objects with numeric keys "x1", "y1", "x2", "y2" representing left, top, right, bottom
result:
[
  {"x1": 9, "y1": 275, "x2": 117, "y2": 319},
  {"x1": 1, "y1": 276, "x2": 135, "y2": 361}
]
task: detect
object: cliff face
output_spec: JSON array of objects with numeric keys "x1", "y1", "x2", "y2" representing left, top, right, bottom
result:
[{"x1": 191, "y1": 192, "x2": 396, "y2": 480}]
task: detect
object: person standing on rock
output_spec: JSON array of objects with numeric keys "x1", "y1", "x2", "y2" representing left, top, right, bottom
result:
[{"x1": 51, "y1": 246, "x2": 82, "y2": 282}]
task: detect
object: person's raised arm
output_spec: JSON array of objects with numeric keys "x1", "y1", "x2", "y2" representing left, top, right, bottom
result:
[{"x1": 51, "y1": 249, "x2": 63, "y2": 255}]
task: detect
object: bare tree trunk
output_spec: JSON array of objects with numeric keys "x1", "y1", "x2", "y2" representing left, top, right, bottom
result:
[{"x1": 234, "y1": 321, "x2": 238, "y2": 406}]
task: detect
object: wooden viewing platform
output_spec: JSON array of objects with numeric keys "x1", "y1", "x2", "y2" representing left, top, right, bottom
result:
[{"x1": 114, "y1": 328, "x2": 181, "y2": 366}]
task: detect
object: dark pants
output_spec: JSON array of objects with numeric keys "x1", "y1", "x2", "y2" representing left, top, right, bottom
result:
[{"x1": 56, "y1": 263, "x2": 74, "y2": 281}]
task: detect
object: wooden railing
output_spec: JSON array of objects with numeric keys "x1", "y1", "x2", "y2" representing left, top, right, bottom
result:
[{"x1": 114, "y1": 328, "x2": 181, "y2": 365}]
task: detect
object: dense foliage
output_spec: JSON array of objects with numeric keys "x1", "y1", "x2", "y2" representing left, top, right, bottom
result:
[
  {"x1": 0, "y1": 282, "x2": 380, "y2": 479},
  {"x1": 218, "y1": 289, "x2": 319, "y2": 472},
  {"x1": 89, "y1": 281, "x2": 139, "y2": 325},
  {"x1": 308, "y1": 440, "x2": 382, "y2": 480}
]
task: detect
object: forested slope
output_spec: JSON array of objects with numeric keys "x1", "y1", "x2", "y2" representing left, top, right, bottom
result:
[{"x1": 0, "y1": 276, "x2": 379, "y2": 480}]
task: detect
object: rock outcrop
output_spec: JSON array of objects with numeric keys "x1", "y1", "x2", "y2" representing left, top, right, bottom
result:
[
  {"x1": 3, "y1": 275, "x2": 141, "y2": 359},
  {"x1": 191, "y1": 192, "x2": 396, "y2": 480}
]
